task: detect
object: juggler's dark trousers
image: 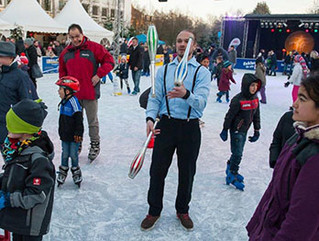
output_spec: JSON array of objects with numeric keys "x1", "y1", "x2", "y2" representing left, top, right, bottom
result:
[{"x1": 148, "y1": 116, "x2": 201, "y2": 216}]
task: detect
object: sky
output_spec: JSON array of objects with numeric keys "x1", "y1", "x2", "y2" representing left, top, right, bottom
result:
[{"x1": 132, "y1": 0, "x2": 317, "y2": 20}]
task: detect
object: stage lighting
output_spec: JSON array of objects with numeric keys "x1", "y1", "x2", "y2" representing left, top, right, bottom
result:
[
  {"x1": 283, "y1": 23, "x2": 287, "y2": 28},
  {"x1": 271, "y1": 29, "x2": 275, "y2": 32},
  {"x1": 315, "y1": 23, "x2": 319, "y2": 28},
  {"x1": 305, "y1": 29, "x2": 309, "y2": 32},
  {"x1": 315, "y1": 29, "x2": 318, "y2": 33},
  {"x1": 279, "y1": 29, "x2": 282, "y2": 33},
  {"x1": 286, "y1": 29, "x2": 291, "y2": 33},
  {"x1": 269, "y1": 22, "x2": 273, "y2": 28},
  {"x1": 260, "y1": 22, "x2": 264, "y2": 28},
  {"x1": 298, "y1": 22, "x2": 304, "y2": 28},
  {"x1": 305, "y1": 23, "x2": 309, "y2": 28},
  {"x1": 265, "y1": 22, "x2": 269, "y2": 28}
]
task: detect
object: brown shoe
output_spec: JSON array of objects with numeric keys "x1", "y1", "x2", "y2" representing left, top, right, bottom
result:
[
  {"x1": 141, "y1": 215, "x2": 160, "y2": 231},
  {"x1": 177, "y1": 213, "x2": 194, "y2": 231}
]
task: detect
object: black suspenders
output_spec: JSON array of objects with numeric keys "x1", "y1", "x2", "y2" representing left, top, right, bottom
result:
[{"x1": 163, "y1": 64, "x2": 202, "y2": 120}]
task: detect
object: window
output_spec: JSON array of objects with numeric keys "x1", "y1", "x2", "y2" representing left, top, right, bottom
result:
[
  {"x1": 102, "y1": 7, "x2": 108, "y2": 17},
  {"x1": 111, "y1": 9, "x2": 115, "y2": 18},
  {"x1": 43, "y1": 0, "x2": 50, "y2": 11},
  {"x1": 82, "y1": 4, "x2": 89, "y2": 13},
  {"x1": 92, "y1": 6, "x2": 99, "y2": 16}
]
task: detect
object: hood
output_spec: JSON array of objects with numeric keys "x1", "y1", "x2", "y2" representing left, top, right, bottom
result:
[
  {"x1": 294, "y1": 122, "x2": 319, "y2": 142},
  {"x1": 22, "y1": 130, "x2": 55, "y2": 161},
  {"x1": 241, "y1": 73, "x2": 261, "y2": 98}
]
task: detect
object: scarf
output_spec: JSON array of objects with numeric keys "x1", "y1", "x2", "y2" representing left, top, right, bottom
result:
[{"x1": 1, "y1": 132, "x2": 41, "y2": 163}]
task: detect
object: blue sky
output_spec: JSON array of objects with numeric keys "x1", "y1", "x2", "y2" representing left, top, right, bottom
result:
[{"x1": 132, "y1": 0, "x2": 316, "y2": 19}]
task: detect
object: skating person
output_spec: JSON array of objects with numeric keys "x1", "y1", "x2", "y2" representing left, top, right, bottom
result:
[
  {"x1": 216, "y1": 60, "x2": 236, "y2": 103},
  {"x1": 212, "y1": 56, "x2": 223, "y2": 87},
  {"x1": 0, "y1": 99, "x2": 55, "y2": 241},
  {"x1": 141, "y1": 30, "x2": 211, "y2": 231},
  {"x1": 114, "y1": 56, "x2": 131, "y2": 94},
  {"x1": 247, "y1": 75, "x2": 319, "y2": 240},
  {"x1": 219, "y1": 73, "x2": 261, "y2": 191},
  {"x1": 56, "y1": 76, "x2": 84, "y2": 187},
  {"x1": 59, "y1": 24, "x2": 114, "y2": 162},
  {"x1": 255, "y1": 57, "x2": 267, "y2": 104},
  {"x1": 128, "y1": 37, "x2": 143, "y2": 95},
  {"x1": 269, "y1": 110, "x2": 295, "y2": 168},
  {"x1": 0, "y1": 41, "x2": 34, "y2": 147},
  {"x1": 284, "y1": 55, "x2": 309, "y2": 106}
]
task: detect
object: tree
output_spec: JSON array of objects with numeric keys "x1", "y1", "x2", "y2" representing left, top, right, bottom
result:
[
  {"x1": 10, "y1": 26, "x2": 24, "y2": 41},
  {"x1": 252, "y1": 2, "x2": 271, "y2": 14}
]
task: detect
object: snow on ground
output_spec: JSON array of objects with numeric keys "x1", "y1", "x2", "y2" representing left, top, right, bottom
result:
[{"x1": 38, "y1": 69, "x2": 292, "y2": 241}]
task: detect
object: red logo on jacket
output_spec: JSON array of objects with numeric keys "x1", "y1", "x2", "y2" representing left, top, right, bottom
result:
[
  {"x1": 240, "y1": 98, "x2": 259, "y2": 110},
  {"x1": 33, "y1": 178, "x2": 41, "y2": 186}
]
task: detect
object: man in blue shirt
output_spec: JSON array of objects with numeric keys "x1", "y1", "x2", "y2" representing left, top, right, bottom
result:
[{"x1": 141, "y1": 30, "x2": 211, "y2": 231}]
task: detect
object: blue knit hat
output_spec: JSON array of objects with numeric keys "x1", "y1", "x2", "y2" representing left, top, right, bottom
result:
[{"x1": 223, "y1": 60, "x2": 232, "y2": 68}]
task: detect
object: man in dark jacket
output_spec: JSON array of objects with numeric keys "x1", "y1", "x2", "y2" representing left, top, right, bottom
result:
[
  {"x1": 24, "y1": 38, "x2": 40, "y2": 88},
  {"x1": 128, "y1": 37, "x2": 143, "y2": 95},
  {"x1": 59, "y1": 24, "x2": 114, "y2": 162},
  {"x1": 0, "y1": 41, "x2": 33, "y2": 146},
  {"x1": 220, "y1": 73, "x2": 261, "y2": 191}
]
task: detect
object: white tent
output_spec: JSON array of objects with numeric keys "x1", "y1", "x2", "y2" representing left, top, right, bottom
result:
[
  {"x1": 0, "y1": 0, "x2": 67, "y2": 34},
  {"x1": 54, "y1": 0, "x2": 114, "y2": 43},
  {"x1": 0, "y1": 18, "x2": 15, "y2": 37}
]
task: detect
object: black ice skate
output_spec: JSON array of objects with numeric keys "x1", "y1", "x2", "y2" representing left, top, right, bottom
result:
[
  {"x1": 57, "y1": 166, "x2": 69, "y2": 187},
  {"x1": 71, "y1": 166, "x2": 82, "y2": 188},
  {"x1": 88, "y1": 141, "x2": 100, "y2": 162}
]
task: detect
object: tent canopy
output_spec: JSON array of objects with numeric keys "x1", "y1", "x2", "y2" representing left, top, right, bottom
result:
[
  {"x1": 55, "y1": 0, "x2": 114, "y2": 43},
  {"x1": 0, "y1": 0, "x2": 67, "y2": 34},
  {"x1": 135, "y1": 34, "x2": 165, "y2": 45}
]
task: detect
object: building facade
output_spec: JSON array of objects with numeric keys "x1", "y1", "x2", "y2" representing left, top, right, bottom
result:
[{"x1": 0, "y1": 0, "x2": 131, "y2": 28}]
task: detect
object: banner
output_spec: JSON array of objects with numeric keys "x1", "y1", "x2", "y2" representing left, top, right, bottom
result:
[
  {"x1": 236, "y1": 58, "x2": 284, "y2": 72},
  {"x1": 42, "y1": 56, "x2": 59, "y2": 74}
]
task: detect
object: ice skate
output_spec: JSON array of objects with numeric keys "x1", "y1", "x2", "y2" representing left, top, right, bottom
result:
[
  {"x1": 226, "y1": 172, "x2": 245, "y2": 191},
  {"x1": 88, "y1": 141, "x2": 100, "y2": 162},
  {"x1": 57, "y1": 166, "x2": 69, "y2": 187},
  {"x1": 71, "y1": 166, "x2": 82, "y2": 188},
  {"x1": 226, "y1": 161, "x2": 244, "y2": 183}
]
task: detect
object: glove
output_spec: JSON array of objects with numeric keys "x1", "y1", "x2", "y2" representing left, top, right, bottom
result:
[
  {"x1": 220, "y1": 129, "x2": 228, "y2": 142},
  {"x1": 74, "y1": 135, "x2": 83, "y2": 143},
  {"x1": 0, "y1": 191, "x2": 10, "y2": 210},
  {"x1": 284, "y1": 81, "x2": 290, "y2": 88},
  {"x1": 248, "y1": 130, "x2": 260, "y2": 142}
]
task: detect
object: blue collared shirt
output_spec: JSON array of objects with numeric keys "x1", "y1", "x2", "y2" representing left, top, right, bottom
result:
[{"x1": 146, "y1": 57, "x2": 211, "y2": 120}]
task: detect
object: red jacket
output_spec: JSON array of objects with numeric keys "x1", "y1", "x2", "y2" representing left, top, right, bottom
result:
[
  {"x1": 218, "y1": 68, "x2": 236, "y2": 91},
  {"x1": 59, "y1": 36, "x2": 114, "y2": 100}
]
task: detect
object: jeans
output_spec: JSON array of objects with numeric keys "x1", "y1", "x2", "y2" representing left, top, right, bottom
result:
[
  {"x1": 259, "y1": 86, "x2": 266, "y2": 103},
  {"x1": 61, "y1": 141, "x2": 80, "y2": 167},
  {"x1": 229, "y1": 131, "x2": 247, "y2": 173},
  {"x1": 217, "y1": 91, "x2": 229, "y2": 101},
  {"x1": 132, "y1": 69, "x2": 141, "y2": 93}
]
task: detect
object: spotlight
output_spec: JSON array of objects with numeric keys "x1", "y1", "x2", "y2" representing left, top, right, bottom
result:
[
  {"x1": 315, "y1": 29, "x2": 318, "y2": 33},
  {"x1": 283, "y1": 23, "x2": 287, "y2": 28},
  {"x1": 265, "y1": 22, "x2": 269, "y2": 28},
  {"x1": 298, "y1": 22, "x2": 304, "y2": 28},
  {"x1": 305, "y1": 29, "x2": 309, "y2": 32},
  {"x1": 260, "y1": 22, "x2": 264, "y2": 28},
  {"x1": 305, "y1": 23, "x2": 309, "y2": 28},
  {"x1": 271, "y1": 29, "x2": 275, "y2": 32},
  {"x1": 286, "y1": 29, "x2": 291, "y2": 33},
  {"x1": 315, "y1": 23, "x2": 319, "y2": 28}
]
